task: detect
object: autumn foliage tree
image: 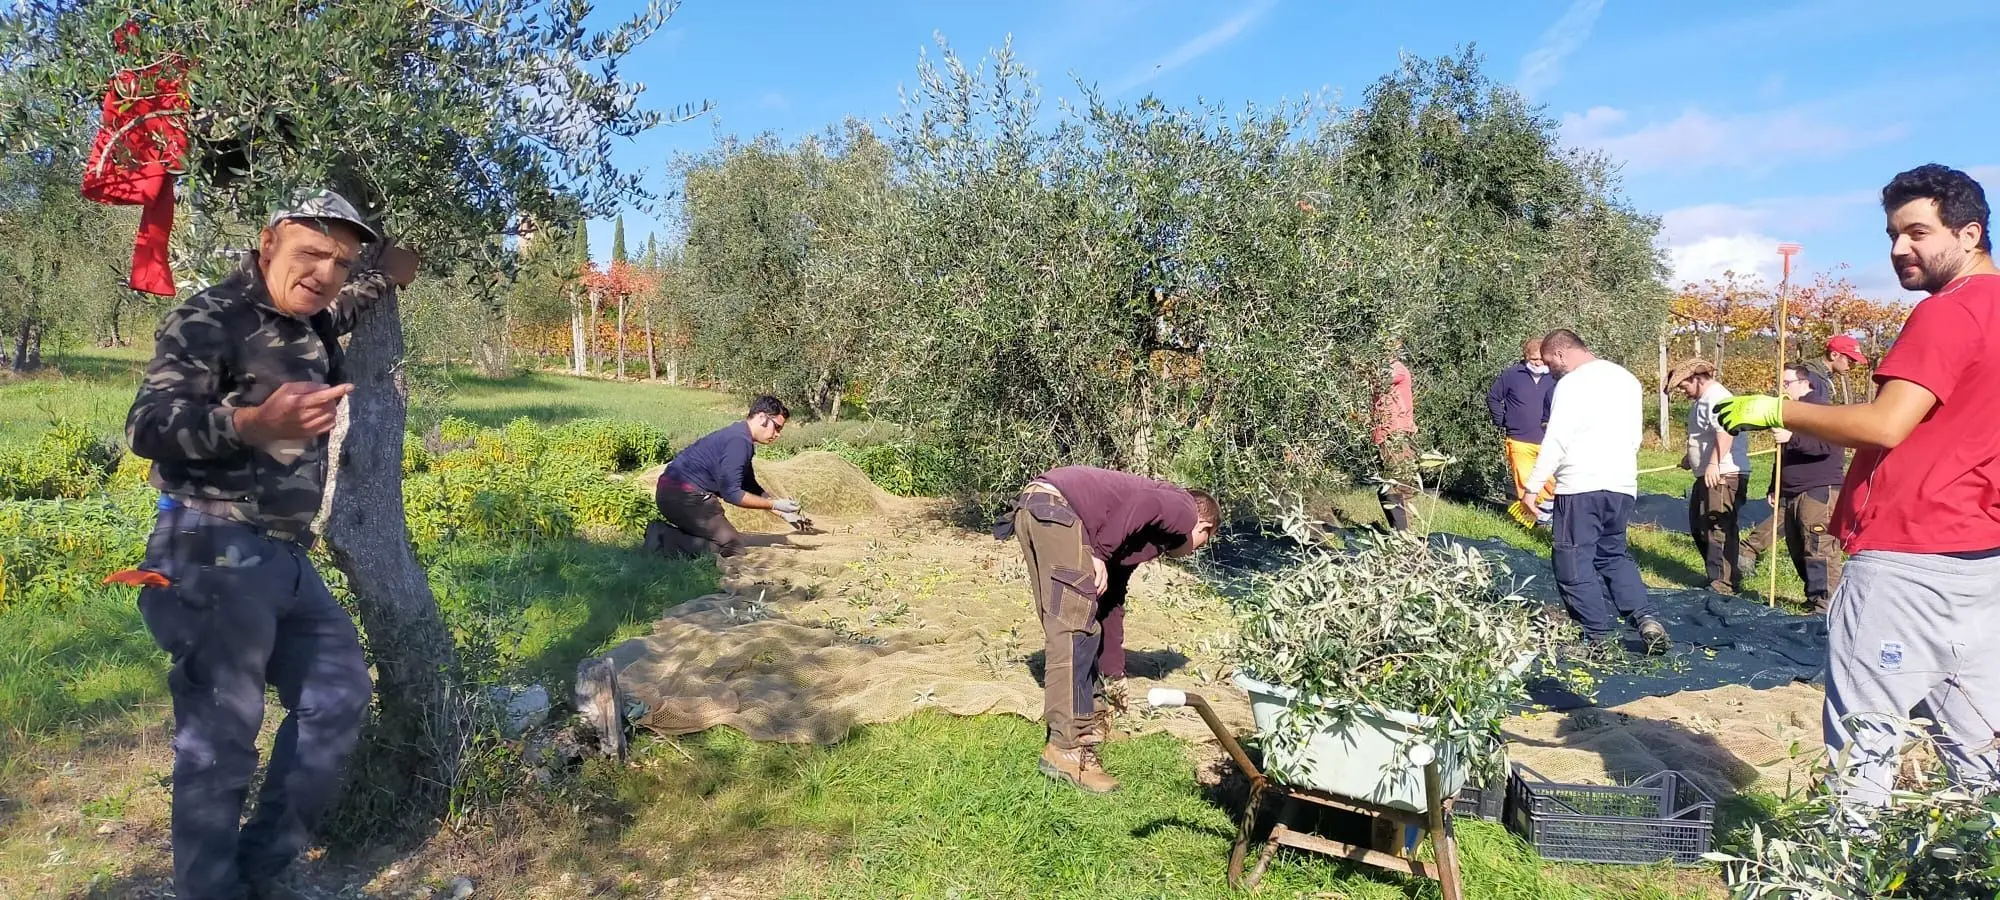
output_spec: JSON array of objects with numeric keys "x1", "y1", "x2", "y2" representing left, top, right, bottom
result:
[{"x1": 1671, "y1": 268, "x2": 1910, "y2": 400}]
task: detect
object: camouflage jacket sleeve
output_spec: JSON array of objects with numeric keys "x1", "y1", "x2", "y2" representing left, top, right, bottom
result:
[
  {"x1": 126, "y1": 299, "x2": 246, "y2": 462},
  {"x1": 324, "y1": 268, "x2": 394, "y2": 337}
]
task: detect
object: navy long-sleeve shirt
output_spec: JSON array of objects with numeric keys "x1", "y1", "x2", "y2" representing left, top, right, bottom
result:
[
  {"x1": 1770, "y1": 370, "x2": 1845, "y2": 496},
  {"x1": 1486, "y1": 363, "x2": 1555, "y2": 443},
  {"x1": 663, "y1": 420, "x2": 764, "y2": 504}
]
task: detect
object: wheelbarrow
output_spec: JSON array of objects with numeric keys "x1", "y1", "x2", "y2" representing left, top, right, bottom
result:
[{"x1": 1148, "y1": 686, "x2": 1465, "y2": 898}]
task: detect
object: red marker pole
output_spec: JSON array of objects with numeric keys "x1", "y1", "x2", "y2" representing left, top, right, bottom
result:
[{"x1": 1770, "y1": 243, "x2": 1802, "y2": 606}]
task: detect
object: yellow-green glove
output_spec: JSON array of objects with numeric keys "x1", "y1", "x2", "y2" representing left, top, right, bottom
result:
[{"x1": 1715, "y1": 395, "x2": 1783, "y2": 433}]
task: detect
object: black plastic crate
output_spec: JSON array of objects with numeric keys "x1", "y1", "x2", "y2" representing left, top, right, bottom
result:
[
  {"x1": 1504, "y1": 764, "x2": 1714, "y2": 865},
  {"x1": 1453, "y1": 770, "x2": 1507, "y2": 821}
]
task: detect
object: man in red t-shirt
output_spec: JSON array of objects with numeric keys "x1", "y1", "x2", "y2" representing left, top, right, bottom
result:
[
  {"x1": 1372, "y1": 342, "x2": 1420, "y2": 531},
  {"x1": 997, "y1": 466, "x2": 1221, "y2": 792},
  {"x1": 1718, "y1": 164, "x2": 2000, "y2": 806}
]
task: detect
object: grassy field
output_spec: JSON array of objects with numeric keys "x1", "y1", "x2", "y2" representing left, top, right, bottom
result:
[{"x1": 0, "y1": 350, "x2": 1775, "y2": 898}]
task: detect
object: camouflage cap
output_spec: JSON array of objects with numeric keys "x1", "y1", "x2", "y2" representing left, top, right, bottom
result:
[{"x1": 267, "y1": 189, "x2": 381, "y2": 244}]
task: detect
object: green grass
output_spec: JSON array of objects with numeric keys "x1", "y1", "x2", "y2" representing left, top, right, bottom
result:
[
  {"x1": 2, "y1": 349, "x2": 895, "y2": 454},
  {"x1": 0, "y1": 347, "x2": 144, "y2": 449},
  {"x1": 430, "y1": 368, "x2": 745, "y2": 440},
  {"x1": 0, "y1": 361, "x2": 1761, "y2": 896},
  {"x1": 586, "y1": 713, "x2": 1714, "y2": 899},
  {"x1": 419, "y1": 532, "x2": 722, "y2": 683}
]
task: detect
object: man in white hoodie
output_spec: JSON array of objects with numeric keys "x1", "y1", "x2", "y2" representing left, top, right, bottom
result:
[{"x1": 1522, "y1": 329, "x2": 1672, "y2": 652}]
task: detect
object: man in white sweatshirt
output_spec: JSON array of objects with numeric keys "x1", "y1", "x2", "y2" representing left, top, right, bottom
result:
[
  {"x1": 1670, "y1": 358, "x2": 1753, "y2": 595},
  {"x1": 1522, "y1": 329, "x2": 1672, "y2": 652}
]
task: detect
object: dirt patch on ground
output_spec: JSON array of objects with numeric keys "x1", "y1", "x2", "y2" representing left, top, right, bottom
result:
[{"x1": 615, "y1": 453, "x2": 1249, "y2": 745}]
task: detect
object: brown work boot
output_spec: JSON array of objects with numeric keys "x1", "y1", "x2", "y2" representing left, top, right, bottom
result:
[{"x1": 1039, "y1": 741, "x2": 1119, "y2": 793}]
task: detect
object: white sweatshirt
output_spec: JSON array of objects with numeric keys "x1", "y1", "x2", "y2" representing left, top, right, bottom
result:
[
  {"x1": 1685, "y1": 381, "x2": 1750, "y2": 476},
  {"x1": 1524, "y1": 358, "x2": 1642, "y2": 497}
]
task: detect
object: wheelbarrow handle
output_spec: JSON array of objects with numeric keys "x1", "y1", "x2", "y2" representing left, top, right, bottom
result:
[{"x1": 1148, "y1": 688, "x2": 1265, "y2": 785}]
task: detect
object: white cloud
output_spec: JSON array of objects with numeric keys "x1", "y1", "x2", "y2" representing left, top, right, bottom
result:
[
  {"x1": 1666, "y1": 232, "x2": 1785, "y2": 287},
  {"x1": 1109, "y1": 0, "x2": 1277, "y2": 95},
  {"x1": 1515, "y1": 0, "x2": 1606, "y2": 99},
  {"x1": 1657, "y1": 192, "x2": 1870, "y2": 287},
  {"x1": 759, "y1": 91, "x2": 790, "y2": 111},
  {"x1": 1562, "y1": 105, "x2": 1906, "y2": 174}
]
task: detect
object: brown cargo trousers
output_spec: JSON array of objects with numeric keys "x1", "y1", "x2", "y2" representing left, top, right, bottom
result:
[
  {"x1": 1012, "y1": 485, "x2": 1104, "y2": 750},
  {"x1": 1688, "y1": 474, "x2": 1747, "y2": 594},
  {"x1": 1744, "y1": 485, "x2": 1843, "y2": 608}
]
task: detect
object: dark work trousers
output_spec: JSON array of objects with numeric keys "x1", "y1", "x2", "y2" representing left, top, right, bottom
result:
[
  {"x1": 1687, "y1": 474, "x2": 1748, "y2": 594},
  {"x1": 1013, "y1": 488, "x2": 1103, "y2": 750},
  {"x1": 1375, "y1": 433, "x2": 1418, "y2": 531},
  {"x1": 1094, "y1": 567, "x2": 1132, "y2": 681},
  {"x1": 1744, "y1": 485, "x2": 1844, "y2": 610},
  {"x1": 653, "y1": 479, "x2": 745, "y2": 558},
  {"x1": 137, "y1": 505, "x2": 372, "y2": 900},
  {"x1": 1551, "y1": 491, "x2": 1657, "y2": 640}
]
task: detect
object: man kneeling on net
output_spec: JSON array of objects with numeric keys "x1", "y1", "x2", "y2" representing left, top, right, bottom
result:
[
  {"x1": 649, "y1": 395, "x2": 804, "y2": 558},
  {"x1": 996, "y1": 466, "x2": 1220, "y2": 792}
]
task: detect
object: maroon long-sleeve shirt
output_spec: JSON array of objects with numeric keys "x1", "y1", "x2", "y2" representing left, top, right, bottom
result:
[{"x1": 1036, "y1": 466, "x2": 1199, "y2": 567}]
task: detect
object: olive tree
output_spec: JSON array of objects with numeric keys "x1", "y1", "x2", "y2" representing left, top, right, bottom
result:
[
  {"x1": 0, "y1": 0, "x2": 699, "y2": 838},
  {"x1": 862, "y1": 41, "x2": 1665, "y2": 505}
]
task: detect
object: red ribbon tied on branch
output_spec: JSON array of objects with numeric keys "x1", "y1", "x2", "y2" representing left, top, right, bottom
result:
[{"x1": 81, "y1": 19, "x2": 190, "y2": 297}]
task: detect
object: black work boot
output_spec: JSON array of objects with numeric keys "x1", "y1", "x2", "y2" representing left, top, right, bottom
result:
[{"x1": 1637, "y1": 617, "x2": 1672, "y2": 655}]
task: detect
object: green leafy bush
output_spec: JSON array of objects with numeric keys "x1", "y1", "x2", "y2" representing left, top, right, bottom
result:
[
  {"x1": 1229, "y1": 502, "x2": 1576, "y2": 775},
  {"x1": 822, "y1": 438, "x2": 952, "y2": 497},
  {"x1": 0, "y1": 489, "x2": 152, "y2": 611},
  {"x1": 1714, "y1": 730, "x2": 2000, "y2": 898},
  {"x1": 544, "y1": 417, "x2": 673, "y2": 472},
  {"x1": 403, "y1": 418, "x2": 658, "y2": 549},
  {"x1": 0, "y1": 420, "x2": 120, "y2": 500}
]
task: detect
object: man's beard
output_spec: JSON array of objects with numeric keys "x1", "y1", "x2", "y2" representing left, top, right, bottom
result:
[{"x1": 1896, "y1": 249, "x2": 1965, "y2": 293}]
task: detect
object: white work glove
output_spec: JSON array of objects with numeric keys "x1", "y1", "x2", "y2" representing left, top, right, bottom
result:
[{"x1": 772, "y1": 497, "x2": 802, "y2": 514}]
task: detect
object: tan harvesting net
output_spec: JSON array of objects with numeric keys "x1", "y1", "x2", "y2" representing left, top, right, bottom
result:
[
  {"x1": 612, "y1": 453, "x2": 1252, "y2": 744},
  {"x1": 611, "y1": 453, "x2": 1823, "y2": 795}
]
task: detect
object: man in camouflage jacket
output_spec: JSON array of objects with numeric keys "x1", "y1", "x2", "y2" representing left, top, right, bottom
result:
[{"x1": 124, "y1": 190, "x2": 417, "y2": 900}]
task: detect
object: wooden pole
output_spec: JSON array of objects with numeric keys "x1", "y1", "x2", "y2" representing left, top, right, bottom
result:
[
  {"x1": 1771, "y1": 243, "x2": 1801, "y2": 606},
  {"x1": 1658, "y1": 334, "x2": 1670, "y2": 446}
]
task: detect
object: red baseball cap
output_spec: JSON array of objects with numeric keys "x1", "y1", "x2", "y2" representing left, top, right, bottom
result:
[{"x1": 1827, "y1": 334, "x2": 1869, "y2": 364}]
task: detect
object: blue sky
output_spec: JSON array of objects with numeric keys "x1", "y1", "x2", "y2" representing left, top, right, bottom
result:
[{"x1": 587, "y1": 0, "x2": 2000, "y2": 302}]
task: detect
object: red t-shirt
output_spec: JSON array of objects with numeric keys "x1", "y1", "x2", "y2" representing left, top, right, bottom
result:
[
  {"x1": 1832, "y1": 273, "x2": 2000, "y2": 553},
  {"x1": 1372, "y1": 361, "x2": 1417, "y2": 445}
]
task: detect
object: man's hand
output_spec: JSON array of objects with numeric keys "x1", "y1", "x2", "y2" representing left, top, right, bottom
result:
[
  {"x1": 1702, "y1": 464, "x2": 1721, "y2": 490},
  {"x1": 1091, "y1": 555, "x2": 1108, "y2": 591},
  {"x1": 771, "y1": 497, "x2": 802, "y2": 514},
  {"x1": 233, "y1": 382, "x2": 352, "y2": 446},
  {"x1": 380, "y1": 244, "x2": 420, "y2": 288},
  {"x1": 1715, "y1": 395, "x2": 1783, "y2": 433},
  {"x1": 1772, "y1": 428, "x2": 1792, "y2": 444}
]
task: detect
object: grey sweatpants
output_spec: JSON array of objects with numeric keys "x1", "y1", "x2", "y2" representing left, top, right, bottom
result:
[{"x1": 1825, "y1": 549, "x2": 2000, "y2": 806}]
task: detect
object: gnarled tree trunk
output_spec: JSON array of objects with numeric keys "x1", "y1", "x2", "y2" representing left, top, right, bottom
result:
[{"x1": 320, "y1": 280, "x2": 466, "y2": 844}]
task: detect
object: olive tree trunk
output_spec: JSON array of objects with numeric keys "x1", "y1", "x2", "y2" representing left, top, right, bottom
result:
[{"x1": 320, "y1": 281, "x2": 466, "y2": 842}]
